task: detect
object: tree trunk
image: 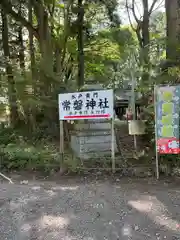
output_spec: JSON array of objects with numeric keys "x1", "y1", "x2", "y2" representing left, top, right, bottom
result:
[
  {"x1": 39, "y1": 3, "x2": 53, "y2": 96},
  {"x1": 142, "y1": 0, "x2": 149, "y2": 65},
  {"x1": 139, "y1": 0, "x2": 150, "y2": 85},
  {"x1": 18, "y1": 16, "x2": 30, "y2": 125},
  {"x1": 77, "y1": 0, "x2": 85, "y2": 89},
  {"x1": 165, "y1": 0, "x2": 180, "y2": 60},
  {"x1": 28, "y1": 0, "x2": 36, "y2": 81},
  {"x1": 27, "y1": 0, "x2": 37, "y2": 131},
  {"x1": 18, "y1": 27, "x2": 25, "y2": 72},
  {"x1": 1, "y1": 9, "x2": 19, "y2": 127}
]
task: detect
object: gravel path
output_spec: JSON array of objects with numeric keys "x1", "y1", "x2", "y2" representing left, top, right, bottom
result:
[{"x1": 0, "y1": 178, "x2": 180, "y2": 239}]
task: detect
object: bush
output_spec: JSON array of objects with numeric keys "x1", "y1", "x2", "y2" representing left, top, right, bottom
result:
[
  {"x1": 0, "y1": 125, "x2": 19, "y2": 145},
  {"x1": 0, "y1": 125, "x2": 81, "y2": 175},
  {"x1": 0, "y1": 143, "x2": 60, "y2": 173}
]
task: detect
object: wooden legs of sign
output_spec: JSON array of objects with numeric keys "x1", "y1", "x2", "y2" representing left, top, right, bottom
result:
[
  {"x1": 155, "y1": 147, "x2": 159, "y2": 180},
  {"x1": 111, "y1": 118, "x2": 115, "y2": 173},
  {"x1": 59, "y1": 120, "x2": 64, "y2": 171}
]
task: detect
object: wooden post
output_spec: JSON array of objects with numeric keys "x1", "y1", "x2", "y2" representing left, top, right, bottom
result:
[
  {"x1": 111, "y1": 117, "x2": 115, "y2": 173},
  {"x1": 59, "y1": 120, "x2": 64, "y2": 169},
  {"x1": 130, "y1": 59, "x2": 137, "y2": 151}
]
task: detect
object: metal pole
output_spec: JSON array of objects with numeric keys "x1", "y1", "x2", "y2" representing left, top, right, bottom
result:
[
  {"x1": 111, "y1": 116, "x2": 115, "y2": 173},
  {"x1": 111, "y1": 72, "x2": 116, "y2": 173},
  {"x1": 154, "y1": 85, "x2": 159, "y2": 180},
  {"x1": 130, "y1": 63, "x2": 137, "y2": 150}
]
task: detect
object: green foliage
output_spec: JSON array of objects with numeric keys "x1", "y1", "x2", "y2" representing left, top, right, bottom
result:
[
  {"x1": 63, "y1": 155, "x2": 82, "y2": 173},
  {"x1": 0, "y1": 142, "x2": 60, "y2": 173},
  {"x1": 0, "y1": 124, "x2": 59, "y2": 173},
  {"x1": 168, "y1": 66, "x2": 180, "y2": 78},
  {"x1": 0, "y1": 124, "x2": 83, "y2": 174},
  {"x1": 0, "y1": 125, "x2": 18, "y2": 145},
  {"x1": 150, "y1": 11, "x2": 166, "y2": 39}
]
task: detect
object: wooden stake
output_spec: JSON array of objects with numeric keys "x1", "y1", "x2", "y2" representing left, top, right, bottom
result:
[{"x1": 59, "y1": 120, "x2": 64, "y2": 169}]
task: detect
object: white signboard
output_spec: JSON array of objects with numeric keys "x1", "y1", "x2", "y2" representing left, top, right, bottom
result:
[{"x1": 58, "y1": 89, "x2": 113, "y2": 120}]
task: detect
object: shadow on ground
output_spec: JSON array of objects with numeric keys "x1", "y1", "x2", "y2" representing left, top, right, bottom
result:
[{"x1": 0, "y1": 178, "x2": 180, "y2": 239}]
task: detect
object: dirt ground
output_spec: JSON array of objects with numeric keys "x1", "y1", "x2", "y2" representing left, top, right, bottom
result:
[{"x1": 0, "y1": 175, "x2": 180, "y2": 239}]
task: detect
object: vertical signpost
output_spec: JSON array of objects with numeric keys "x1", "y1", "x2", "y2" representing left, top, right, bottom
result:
[
  {"x1": 154, "y1": 85, "x2": 180, "y2": 179},
  {"x1": 130, "y1": 69, "x2": 137, "y2": 150},
  {"x1": 111, "y1": 112, "x2": 115, "y2": 173},
  {"x1": 58, "y1": 89, "x2": 115, "y2": 171},
  {"x1": 59, "y1": 120, "x2": 64, "y2": 169}
]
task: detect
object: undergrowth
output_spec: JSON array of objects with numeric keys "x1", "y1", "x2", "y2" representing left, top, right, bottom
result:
[
  {"x1": 0, "y1": 124, "x2": 81, "y2": 174},
  {"x1": 1, "y1": 123, "x2": 180, "y2": 177}
]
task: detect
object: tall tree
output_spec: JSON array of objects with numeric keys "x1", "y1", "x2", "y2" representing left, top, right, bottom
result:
[
  {"x1": 77, "y1": 0, "x2": 85, "y2": 88},
  {"x1": 125, "y1": 0, "x2": 161, "y2": 64},
  {"x1": 0, "y1": 0, "x2": 129, "y2": 132},
  {"x1": 124, "y1": 0, "x2": 163, "y2": 86},
  {"x1": 1, "y1": 8, "x2": 19, "y2": 126}
]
